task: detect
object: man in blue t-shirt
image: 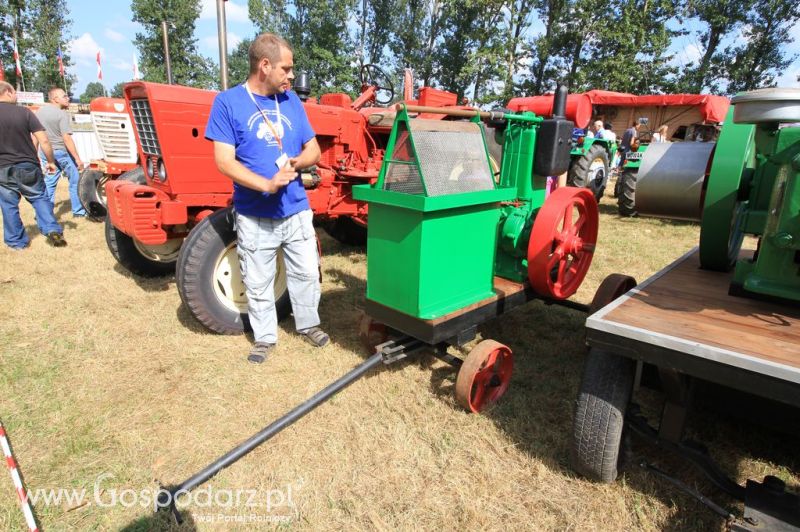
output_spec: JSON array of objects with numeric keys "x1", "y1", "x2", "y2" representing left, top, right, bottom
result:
[{"x1": 205, "y1": 33, "x2": 327, "y2": 363}]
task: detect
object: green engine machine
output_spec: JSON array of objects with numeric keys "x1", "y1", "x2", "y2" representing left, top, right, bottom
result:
[
  {"x1": 633, "y1": 88, "x2": 800, "y2": 304},
  {"x1": 353, "y1": 87, "x2": 599, "y2": 320}
]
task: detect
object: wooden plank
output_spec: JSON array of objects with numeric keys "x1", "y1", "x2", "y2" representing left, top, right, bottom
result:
[{"x1": 597, "y1": 249, "x2": 800, "y2": 372}]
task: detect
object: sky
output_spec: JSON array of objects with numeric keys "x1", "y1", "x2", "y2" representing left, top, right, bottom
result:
[
  {"x1": 63, "y1": 0, "x2": 800, "y2": 98},
  {"x1": 65, "y1": 0, "x2": 255, "y2": 96}
]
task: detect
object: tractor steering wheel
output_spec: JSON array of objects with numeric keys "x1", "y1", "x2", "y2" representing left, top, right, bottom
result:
[{"x1": 359, "y1": 64, "x2": 395, "y2": 106}]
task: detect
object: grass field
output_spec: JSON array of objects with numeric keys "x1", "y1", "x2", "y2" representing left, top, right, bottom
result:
[{"x1": 0, "y1": 182, "x2": 797, "y2": 531}]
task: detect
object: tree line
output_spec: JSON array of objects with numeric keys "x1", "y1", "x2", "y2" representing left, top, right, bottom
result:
[{"x1": 2, "y1": 0, "x2": 799, "y2": 106}]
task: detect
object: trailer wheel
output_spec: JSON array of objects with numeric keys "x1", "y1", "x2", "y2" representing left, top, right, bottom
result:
[
  {"x1": 357, "y1": 312, "x2": 387, "y2": 354},
  {"x1": 568, "y1": 144, "x2": 609, "y2": 201},
  {"x1": 455, "y1": 340, "x2": 513, "y2": 413},
  {"x1": 617, "y1": 169, "x2": 638, "y2": 217},
  {"x1": 589, "y1": 274, "x2": 637, "y2": 315},
  {"x1": 323, "y1": 216, "x2": 367, "y2": 246},
  {"x1": 570, "y1": 348, "x2": 635, "y2": 483},
  {"x1": 77, "y1": 169, "x2": 108, "y2": 219},
  {"x1": 176, "y1": 207, "x2": 290, "y2": 335}
]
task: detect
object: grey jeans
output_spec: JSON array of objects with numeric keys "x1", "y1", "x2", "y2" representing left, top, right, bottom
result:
[{"x1": 236, "y1": 209, "x2": 320, "y2": 344}]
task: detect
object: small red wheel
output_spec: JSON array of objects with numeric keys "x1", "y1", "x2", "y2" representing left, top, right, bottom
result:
[
  {"x1": 589, "y1": 273, "x2": 637, "y2": 315},
  {"x1": 455, "y1": 340, "x2": 513, "y2": 413},
  {"x1": 528, "y1": 187, "x2": 599, "y2": 299},
  {"x1": 357, "y1": 312, "x2": 388, "y2": 354}
]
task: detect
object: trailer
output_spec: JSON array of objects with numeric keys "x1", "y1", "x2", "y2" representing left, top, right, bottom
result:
[{"x1": 570, "y1": 88, "x2": 800, "y2": 530}]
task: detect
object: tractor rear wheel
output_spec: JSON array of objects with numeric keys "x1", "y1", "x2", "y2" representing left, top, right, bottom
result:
[
  {"x1": 77, "y1": 169, "x2": 109, "y2": 219},
  {"x1": 176, "y1": 207, "x2": 290, "y2": 335},
  {"x1": 323, "y1": 216, "x2": 367, "y2": 246},
  {"x1": 617, "y1": 169, "x2": 638, "y2": 217},
  {"x1": 570, "y1": 347, "x2": 635, "y2": 483},
  {"x1": 568, "y1": 143, "x2": 609, "y2": 201},
  {"x1": 104, "y1": 167, "x2": 180, "y2": 277}
]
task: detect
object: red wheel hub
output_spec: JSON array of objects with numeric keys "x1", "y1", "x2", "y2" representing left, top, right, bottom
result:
[
  {"x1": 455, "y1": 340, "x2": 513, "y2": 413},
  {"x1": 527, "y1": 187, "x2": 599, "y2": 299}
]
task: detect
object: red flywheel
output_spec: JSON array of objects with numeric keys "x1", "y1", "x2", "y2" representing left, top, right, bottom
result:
[{"x1": 527, "y1": 187, "x2": 599, "y2": 299}]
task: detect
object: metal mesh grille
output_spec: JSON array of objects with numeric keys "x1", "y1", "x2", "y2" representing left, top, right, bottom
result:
[
  {"x1": 412, "y1": 121, "x2": 495, "y2": 196},
  {"x1": 129, "y1": 99, "x2": 161, "y2": 156},
  {"x1": 382, "y1": 119, "x2": 495, "y2": 196},
  {"x1": 383, "y1": 128, "x2": 425, "y2": 194},
  {"x1": 91, "y1": 112, "x2": 137, "y2": 163}
]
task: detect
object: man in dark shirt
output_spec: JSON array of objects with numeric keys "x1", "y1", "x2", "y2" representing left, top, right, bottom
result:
[
  {"x1": 618, "y1": 121, "x2": 642, "y2": 168},
  {"x1": 0, "y1": 81, "x2": 66, "y2": 249}
]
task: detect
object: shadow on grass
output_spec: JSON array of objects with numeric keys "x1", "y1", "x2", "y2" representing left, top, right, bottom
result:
[
  {"x1": 111, "y1": 263, "x2": 175, "y2": 292},
  {"x1": 120, "y1": 508, "x2": 197, "y2": 531}
]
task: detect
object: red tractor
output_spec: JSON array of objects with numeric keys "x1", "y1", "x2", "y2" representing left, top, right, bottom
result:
[
  {"x1": 78, "y1": 97, "x2": 140, "y2": 218},
  {"x1": 106, "y1": 66, "x2": 475, "y2": 334}
]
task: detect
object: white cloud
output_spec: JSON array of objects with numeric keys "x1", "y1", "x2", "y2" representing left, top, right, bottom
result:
[
  {"x1": 104, "y1": 28, "x2": 126, "y2": 43},
  {"x1": 200, "y1": 0, "x2": 249, "y2": 23},
  {"x1": 68, "y1": 33, "x2": 102, "y2": 67},
  {"x1": 112, "y1": 59, "x2": 132, "y2": 71},
  {"x1": 775, "y1": 67, "x2": 800, "y2": 88},
  {"x1": 203, "y1": 31, "x2": 242, "y2": 51}
]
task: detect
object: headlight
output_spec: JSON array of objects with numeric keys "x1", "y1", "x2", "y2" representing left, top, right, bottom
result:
[
  {"x1": 146, "y1": 157, "x2": 155, "y2": 179},
  {"x1": 157, "y1": 158, "x2": 167, "y2": 181}
]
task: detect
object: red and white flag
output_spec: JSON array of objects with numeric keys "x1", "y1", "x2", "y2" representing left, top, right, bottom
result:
[
  {"x1": 0, "y1": 59, "x2": 5, "y2": 81},
  {"x1": 96, "y1": 50, "x2": 102, "y2": 81},
  {"x1": 13, "y1": 38, "x2": 22, "y2": 76}
]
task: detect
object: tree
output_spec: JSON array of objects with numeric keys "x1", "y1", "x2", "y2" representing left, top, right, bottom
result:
[
  {"x1": 0, "y1": 0, "x2": 34, "y2": 90},
  {"x1": 110, "y1": 82, "x2": 126, "y2": 98},
  {"x1": 26, "y1": 0, "x2": 75, "y2": 94},
  {"x1": 723, "y1": 0, "x2": 800, "y2": 93},
  {"x1": 249, "y1": 0, "x2": 358, "y2": 94},
  {"x1": 227, "y1": 38, "x2": 252, "y2": 86},
  {"x1": 131, "y1": 0, "x2": 218, "y2": 89},
  {"x1": 80, "y1": 81, "x2": 105, "y2": 103},
  {"x1": 525, "y1": 0, "x2": 568, "y2": 95},
  {"x1": 678, "y1": 0, "x2": 752, "y2": 92}
]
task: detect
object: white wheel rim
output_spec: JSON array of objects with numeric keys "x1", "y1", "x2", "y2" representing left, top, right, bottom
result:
[
  {"x1": 213, "y1": 244, "x2": 287, "y2": 313},
  {"x1": 589, "y1": 158, "x2": 606, "y2": 186},
  {"x1": 133, "y1": 238, "x2": 182, "y2": 262}
]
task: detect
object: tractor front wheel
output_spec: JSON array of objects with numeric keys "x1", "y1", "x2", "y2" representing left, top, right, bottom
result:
[
  {"x1": 568, "y1": 144, "x2": 609, "y2": 201},
  {"x1": 176, "y1": 207, "x2": 290, "y2": 335},
  {"x1": 77, "y1": 169, "x2": 109, "y2": 219},
  {"x1": 323, "y1": 216, "x2": 367, "y2": 246},
  {"x1": 617, "y1": 169, "x2": 638, "y2": 217},
  {"x1": 105, "y1": 218, "x2": 181, "y2": 277},
  {"x1": 570, "y1": 348, "x2": 635, "y2": 483}
]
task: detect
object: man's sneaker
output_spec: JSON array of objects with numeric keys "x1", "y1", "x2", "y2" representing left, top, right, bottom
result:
[
  {"x1": 247, "y1": 342, "x2": 275, "y2": 364},
  {"x1": 300, "y1": 327, "x2": 330, "y2": 348},
  {"x1": 46, "y1": 232, "x2": 67, "y2": 247}
]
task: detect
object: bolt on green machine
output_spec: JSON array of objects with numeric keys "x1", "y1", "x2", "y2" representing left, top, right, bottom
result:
[{"x1": 353, "y1": 86, "x2": 600, "y2": 412}]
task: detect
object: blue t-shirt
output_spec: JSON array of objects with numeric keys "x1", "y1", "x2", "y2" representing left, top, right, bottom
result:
[{"x1": 205, "y1": 84, "x2": 316, "y2": 218}]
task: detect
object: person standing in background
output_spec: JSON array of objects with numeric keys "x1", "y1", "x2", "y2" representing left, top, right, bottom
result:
[
  {"x1": 0, "y1": 81, "x2": 66, "y2": 248},
  {"x1": 36, "y1": 87, "x2": 86, "y2": 217}
]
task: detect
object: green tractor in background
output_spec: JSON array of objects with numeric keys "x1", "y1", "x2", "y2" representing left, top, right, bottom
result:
[{"x1": 567, "y1": 132, "x2": 617, "y2": 201}]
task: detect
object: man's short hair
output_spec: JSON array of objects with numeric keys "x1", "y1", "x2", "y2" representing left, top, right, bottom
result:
[
  {"x1": 0, "y1": 81, "x2": 13, "y2": 97},
  {"x1": 48, "y1": 87, "x2": 65, "y2": 101},
  {"x1": 248, "y1": 33, "x2": 292, "y2": 74}
]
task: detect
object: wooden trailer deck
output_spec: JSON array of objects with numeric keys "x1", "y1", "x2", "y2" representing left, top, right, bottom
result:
[{"x1": 586, "y1": 247, "x2": 800, "y2": 407}]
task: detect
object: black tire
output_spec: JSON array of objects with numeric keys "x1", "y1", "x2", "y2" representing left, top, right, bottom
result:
[
  {"x1": 104, "y1": 166, "x2": 179, "y2": 277},
  {"x1": 176, "y1": 207, "x2": 291, "y2": 335},
  {"x1": 617, "y1": 169, "x2": 638, "y2": 217},
  {"x1": 323, "y1": 216, "x2": 367, "y2": 246},
  {"x1": 568, "y1": 143, "x2": 609, "y2": 201},
  {"x1": 77, "y1": 169, "x2": 108, "y2": 219},
  {"x1": 571, "y1": 348, "x2": 635, "y2": 483}
]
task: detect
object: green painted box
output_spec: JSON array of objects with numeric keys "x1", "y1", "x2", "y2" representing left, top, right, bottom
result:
[{"x1": 352, "y1": 186, "x2": 517, "y2": 319}]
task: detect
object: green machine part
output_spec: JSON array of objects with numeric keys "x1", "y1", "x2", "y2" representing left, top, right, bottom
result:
[
  {"x1": 700, "y1": 102, "x2": 800, "y2": 303},
  {"x1": 494, "y1": 113, "x2": 548, "y2": 281},
  {"x1": 352, "y1": 108, "x2": 517, "y2": 320}
]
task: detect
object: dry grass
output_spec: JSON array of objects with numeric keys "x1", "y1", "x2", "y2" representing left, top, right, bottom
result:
[{"x1": 0, "y1": 181, "x2": 797, "y2": 531}]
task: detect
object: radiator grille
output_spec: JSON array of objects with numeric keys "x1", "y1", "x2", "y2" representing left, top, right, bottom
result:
[
  {"x1": 129, "y1": 99, "x2": 161, "y2": 156},
  {"x1": 91, "y1": 112, "x2": 137, "y2": 163}
]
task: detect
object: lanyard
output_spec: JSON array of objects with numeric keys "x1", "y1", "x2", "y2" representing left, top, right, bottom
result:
[{"x1": 244, "y1": 82, "x2": 283, "y2": 152}]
